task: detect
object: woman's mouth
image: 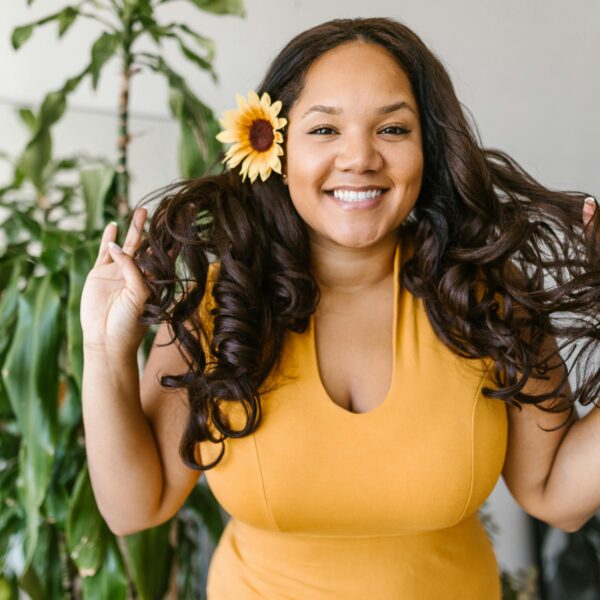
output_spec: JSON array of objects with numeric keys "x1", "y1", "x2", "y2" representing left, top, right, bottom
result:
[{"x1": 325, "y1": 188, "x2": 388, "y2": 210}]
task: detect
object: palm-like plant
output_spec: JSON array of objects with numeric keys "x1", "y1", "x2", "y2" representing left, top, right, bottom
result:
[{"x1": 0, "y1": 1, "x2": 244, "y2": 597}]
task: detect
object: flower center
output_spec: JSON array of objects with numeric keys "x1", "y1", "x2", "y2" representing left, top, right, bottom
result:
[{"x1": 249, "y1": 119, "x2": 274, "y2": 152}]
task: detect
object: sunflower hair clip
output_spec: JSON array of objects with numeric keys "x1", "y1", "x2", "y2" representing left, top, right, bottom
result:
[{"x1": 215, "y1": 90, "x2": 287, "y2": 184}]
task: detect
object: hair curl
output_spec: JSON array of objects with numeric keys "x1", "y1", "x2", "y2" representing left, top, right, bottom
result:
[{"x1": 130, "y1": 16, "x2": 600, "y2": 472}]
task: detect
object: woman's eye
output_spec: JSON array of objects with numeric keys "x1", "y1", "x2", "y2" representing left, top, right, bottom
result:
[
  {"x1": 381, "y1": 126, "x2": 410, "y2": 135},
  {"x1": 308, "y1": 126, "x2": 335, "y2": 135}
]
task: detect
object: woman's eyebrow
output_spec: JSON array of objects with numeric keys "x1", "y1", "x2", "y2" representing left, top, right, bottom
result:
[{"x1": 301, "y1": 101, "x2": 416, "y2": 118}]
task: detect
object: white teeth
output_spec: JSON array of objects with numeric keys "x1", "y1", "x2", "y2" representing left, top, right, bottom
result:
[{"x1": 332, "y1": 189, "x2": 384, "y2": 202}]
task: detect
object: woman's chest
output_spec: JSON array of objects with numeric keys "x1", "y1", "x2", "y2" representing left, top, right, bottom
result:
[{"x1": 313, "y1": 289, "x2": 394, "y2": 414}]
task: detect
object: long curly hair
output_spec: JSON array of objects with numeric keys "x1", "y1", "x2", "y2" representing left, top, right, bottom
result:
[{"x1": 132, "y1": 16, "x2": 600, "y2": 471}]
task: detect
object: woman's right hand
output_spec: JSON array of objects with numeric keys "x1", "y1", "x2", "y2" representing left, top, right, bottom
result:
[{"x1": 80, "y1": 207, "x2": 152, "y2": 355}]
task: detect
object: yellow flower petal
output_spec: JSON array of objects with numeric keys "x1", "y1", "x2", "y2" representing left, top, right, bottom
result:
[
  {"x1": 270, "y1": 100, "x2": 282, "y2": 118},
  {"x1": 216, "y1": 130, "x2": 239, "y2": 144},
  {"x1": 270, "y1": 156, "x2": 282, "y2": 174},
  {"x1": 260, "y1": 93, "x2": 272, "y2": 113},
  {"x1": 259, "y1": 161, "x2": 271, "y2": 182},
  {"x1": 248, "y1": 155, "x2": 262, "y2": 182},
  {"x1": 235, "y1": 92, "x2": 251, "y2": 113}
]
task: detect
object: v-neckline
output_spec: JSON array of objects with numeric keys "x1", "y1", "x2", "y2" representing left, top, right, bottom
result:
[{"x1": 308, "y1": 239, "x2": 402, "y2": 417}]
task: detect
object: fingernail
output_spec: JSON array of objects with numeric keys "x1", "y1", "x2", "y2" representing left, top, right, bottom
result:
[
  {"x1": 107, "y1": 241, "x2": 123, "y2": 252},
  {"x1": 585, "y1": 197, "x2": 596, "y2": 207},
  {"x1": 108, "y1": 221, "x2": 117, "y2": 227}
]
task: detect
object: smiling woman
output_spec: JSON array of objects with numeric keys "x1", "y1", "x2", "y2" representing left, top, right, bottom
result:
[{"x1": 84, "y1": 14, "x2": 600, "y2": 600}]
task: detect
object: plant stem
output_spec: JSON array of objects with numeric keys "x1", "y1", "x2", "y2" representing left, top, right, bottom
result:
[{"x1": 116, "y1": 16, "x2": 134, "y2": 219}]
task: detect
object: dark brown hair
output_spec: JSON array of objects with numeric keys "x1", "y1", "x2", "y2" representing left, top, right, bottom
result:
[{"x1": 132, "y1": 16, "x2": 600, "y2": 471}]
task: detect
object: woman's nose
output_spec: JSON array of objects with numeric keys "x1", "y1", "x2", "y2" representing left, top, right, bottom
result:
[{"x1": 334, "y1": 132, "x2": 384, "y2": 173}]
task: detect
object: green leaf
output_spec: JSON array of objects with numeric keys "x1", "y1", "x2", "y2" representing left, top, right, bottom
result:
[
  {"x1": 187, "y1": 0, "x2": 246, "y2": 17},
  {"x1": 81, "y1": 166, "x2": 116, "y2": 236},
  {"x1": 11, "y1": 6, "x2": 82, "y2": 50},
  {"x1": 176, "y1": 39, "x2": 218, "y2": 83},
  {"x1": 175, "y1": 24, "x2": 215, "y2": 62},
  {"x1": 0, "y1": 575, "x2": 19, "y2": 600},
  {"x1": 17, "y1": 109, "x2": 37, "y2": 133},
  {"x1": 58, "y1": 6, "x2": 79, "y2": 38},
  {"x1": 2, "y1": 271, "x2": 63, "y2": 572},
  {"x1": 124, "y1": 522, "x2": 174, "y2": 600},
  {"x1": 90, "y1": 33, "x2": 120, "y2": 90},
  {"x1": 18, "y1": 131, "x2": 52, "y2": 193},
  {"x1": 28, "y1": 521, "x2": 63, "y2": 598},
  {"x1": 169, "y1": 87, "x2": 222, "y2": 178},
  {"x1": 39, "y1": 228, "x2": 72, "y2": 273},
  {"x1": 11, "y1": 25, "x2": 34, "y2": 50},
  {"x1": 67, "y1": 244, "x2": 97, "y2": 395},
  {"x1": 145, "y1": 57, "x2": 221, "y2": 178},
  {"x1": 22, "y1": 65, "x2": 89, "y2": 177},
  {"x1": 184, "y1": 481, "x2": 225, "y2": 545},
  {"x1": 0, "y1": 259, "x2": 22, "y2": 355},
  {"x1": 66, "y1": 464, "x2": 110, "y2": 577},
  {"x1": 81, "y1": 536, "x2": 128, "y2": 600},
  {"x1": 40, "y1": 91, "x2": 67, "y2": 126}
]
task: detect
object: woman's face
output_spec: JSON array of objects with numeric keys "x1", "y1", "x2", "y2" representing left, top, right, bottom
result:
[{"x1": 285, "y1": 41, "x2": 424, "y2": 250}]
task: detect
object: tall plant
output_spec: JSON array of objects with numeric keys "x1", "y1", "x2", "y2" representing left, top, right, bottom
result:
[{"x1": 0, "y1": 1, "x2": 244, "y2": 597}]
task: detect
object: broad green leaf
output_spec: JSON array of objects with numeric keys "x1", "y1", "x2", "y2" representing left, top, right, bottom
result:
[
  {"x1": 187, "y1": 0, "x2": 246, "y2": 17},
  {"x1": 19, "y1": 131, "x2": 52, "y2": 192},
  {"x1": 81, "y1": 166, "x2": 115, "y2": 236},
  {"x1": 43, "y1": 480, "x2": 71, "y2": 528},
  {"x1": 124, "y1": 521, "x2": 173, "y2": 600},
  {"x1": 66, "y1": 464, "x2": 109, "y2": 576},
  {"x1": 28, "y1": 521, "x2": 63, "y2": 598},
  {"x1": 81, "y1": 536, "x2": 128, "y2": 600},
  {"x1": 0, "y1": 259, "x2": 22, "y2": 355},
  {"x1": 67, "y1": 244, "x2": 97, "y2": 394},
  {"x1": 147, "y1": 58, "x2": 221, "y2": 177},
  {"x1": 11, "y1": 25, "x2": 34, "y2": 50},
  {"x1": 40, "y1": 91, "x2": 67, "y2": 127},
  {"x1": 17, "y1": 108, "x2": 37, "y2": 133},
  {"x1": 58, "y1": 6, "x2": 79, "y2": 38},
  {"x1": 0, "y1": 259, "x2": 20, "y2": 421},
  {"x1": 169, "y1": 87, "x2": 222, "y2": 178},
  {"x1": 39, "y1": 228, "x2": 71, "y2": 273},
  {"x1": 2, "y1": 271, "x2": 62, "y2": 572},
  {"x1": 90, "y1": 33, "x2": 120, "y2": 90}
]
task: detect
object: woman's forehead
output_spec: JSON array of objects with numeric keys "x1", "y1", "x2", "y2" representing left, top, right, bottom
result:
[{"x1": 290, "y1": 43, "x2": 416, "y2": 115}]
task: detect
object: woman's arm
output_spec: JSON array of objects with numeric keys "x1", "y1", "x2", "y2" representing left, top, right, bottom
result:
[
  {"x1": 502, "y1": 199, "x2": 599, "y2": 533},
  {"x1": 500, "y1": 330, "x2": 581, "y2": 532}
]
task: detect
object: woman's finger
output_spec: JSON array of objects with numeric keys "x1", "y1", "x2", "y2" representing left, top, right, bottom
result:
[
  {"x1": 122, "y1": 207, "x2": 147, "y2": 256},
  {"x1": 107, "y1": 241, "x2": 151, "y2": 301},
  {"x1": 94, "y1": 221, "x2": 118, "y2": 267},
  {"x1": 583, "y1": 197, "x2": 596, "y2": 229}
]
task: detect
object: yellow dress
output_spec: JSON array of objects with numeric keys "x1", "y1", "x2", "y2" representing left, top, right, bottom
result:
[{"x1": 198, "y1": 232, "x2": 508, "y2": 599}]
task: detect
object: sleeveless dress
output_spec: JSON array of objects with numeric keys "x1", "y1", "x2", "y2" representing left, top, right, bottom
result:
[{"x1": 197, "y1": 232, "x2": 508, "y2": 599}]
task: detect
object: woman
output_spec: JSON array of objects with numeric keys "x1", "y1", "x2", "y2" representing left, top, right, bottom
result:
[{"x1": 80, "y1": 16, "x2": 600, "y2": 599}]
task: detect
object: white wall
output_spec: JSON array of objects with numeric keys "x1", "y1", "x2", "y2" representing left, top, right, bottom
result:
[{"x1": 2, "y1": 0, "x2": 599, "y2": 583}]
